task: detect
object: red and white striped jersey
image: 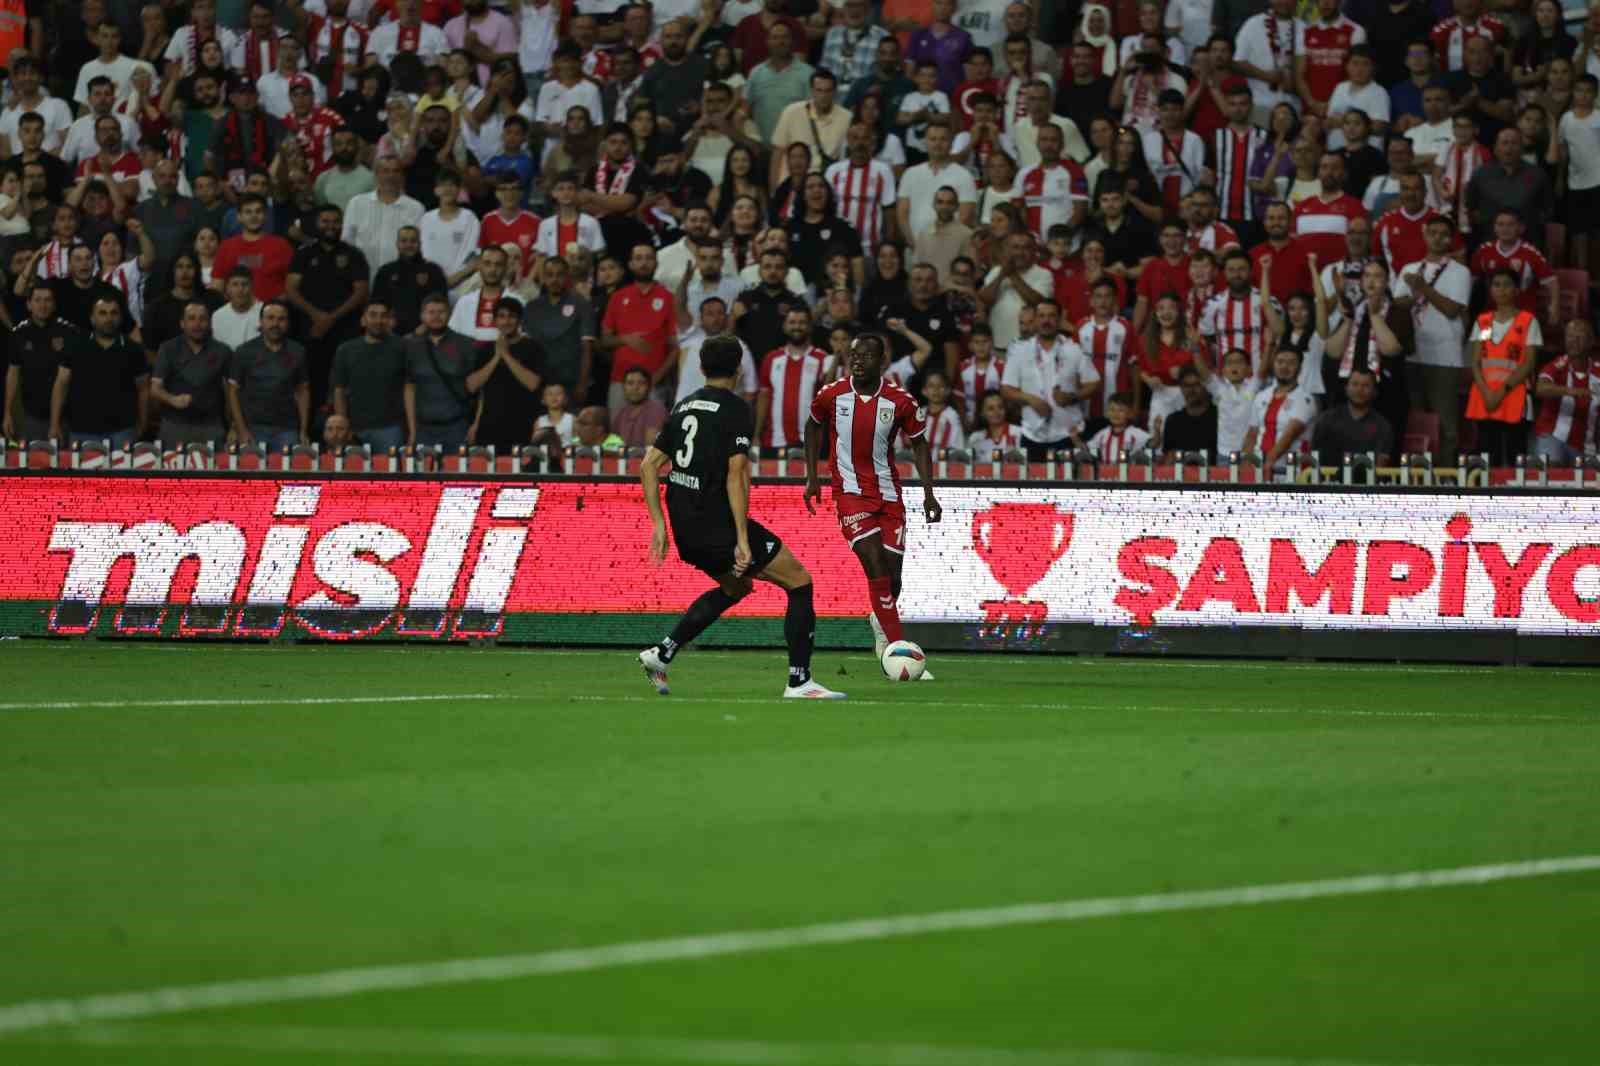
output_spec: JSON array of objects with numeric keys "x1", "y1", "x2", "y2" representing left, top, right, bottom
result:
[
  {"x1": 1292, "y1": 192, "x2": 1367, "y2": 265},
  {"x1": 1211, "y1": 125, "x2": 1267, "y2": 222},
  {"x1": 308, "y1": 17, "x2": 371, "y2": 94},
  {"x1": 924, "y1": 405, "x2": 965, "y2": 452},
  {"x1": 966, "y1": 424, "x2": 1023, "y2": 462},
  {"x1": 1470, "y1": 239, "x2": 1553, "y2": 315},
  {"x1": 1295, "y1": 16, "x2": 1366, "y2": 106},
  {"x1": 1534, "y1": 356, "x2": 1598, "y2": 449},
  {"x1": 1200, "y1": 289, "x2": 1276, "y2": 377},
  {"x1": 1186, "y1": 221, "x2": 1241, "y2": 254},
  {"x1": 1074, "y1": 315, "x2": 1138, "y2": 420},
  {"x1": 1431, "y1": 15, "x2": 1505, "y2": 73},
  {"x1": 824, "y1": 160, "x2": 896, "y2": 254},
  {"x1": 759, "y1": 346, "x2": 831, "y2": 449},
  {"x1": 33, "y1": 239, "x2": 77, "y2": 280},
  {"x1": 1373, "y1": 204, "x2": 1442, "y2": 274},
  {"x1": 1015, "y1": 159, "x2": 1088, "y2": 240},
  {"x1": 283, "y1": 107, "x2": 346, "y2": 177},
  {"x1": 102, "y1": 259, "x2": 145, "y2": 326},
  {"x1": 954, "y1": 355, "x2": 1006, "y2": 416},
  {"x1": 1086, "y1": 423, "x2": 1152, "y2": 463},
  {"x1": 808, "y1": 376, "x2": 927, "y2": 502},
  {"x1": 1250, "y1": 385, "x2": 1317, "y2": 455},
  {"x1": 1435, "y1": 141, "x2": 1488, "y2": 233}
]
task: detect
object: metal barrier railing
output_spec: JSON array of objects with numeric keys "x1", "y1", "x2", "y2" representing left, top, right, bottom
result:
[{"x1": 0, "y1": 438, "x2": 1589, "y2": 488}]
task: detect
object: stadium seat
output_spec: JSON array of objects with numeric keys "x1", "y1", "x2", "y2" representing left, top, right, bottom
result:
[
  {"x1": 1554, "y1": 269, "x2": 1590, "y2": 331},
  {"x1": 1404, "y1": 411, "x2": 1441, "y2": 457},
  {"x1": 1546, "y1": 223, "x2": 1567, "y2": 269}
]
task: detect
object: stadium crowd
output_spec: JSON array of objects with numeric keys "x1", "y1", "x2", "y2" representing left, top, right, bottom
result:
[{"x1": 2, "y1": 0, "x2": 1599, "y2": 469}]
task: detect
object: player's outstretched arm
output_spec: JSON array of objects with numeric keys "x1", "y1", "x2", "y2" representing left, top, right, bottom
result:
[
  {"x1": 909, "y1": 434, "x2": 942, "y2": 524},
  {"x1": 802, "y1": 416, "x2": 822, "y2": 514},
  {"x1": 727, "y1": 452, "x2": 752, "y2": 574},
  {"x1": 640, "y1": 446, "x2": 671, "y2": 565}
]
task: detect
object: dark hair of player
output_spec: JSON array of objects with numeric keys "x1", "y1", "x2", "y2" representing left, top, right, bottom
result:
[{"x1": 700, "y1": 335, "x2": 743, "y2": 380}]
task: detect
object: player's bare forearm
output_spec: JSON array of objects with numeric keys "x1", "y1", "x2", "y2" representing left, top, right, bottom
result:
[
  {"x1": 727, "y1": 454, "x2": 751, "y2": 552},
  {"x1": 910, "y1": 435, "x2": 941, "y2": 521},
  {"x1": 640, "y1": 446, "x2": 668, "y2": 524}
]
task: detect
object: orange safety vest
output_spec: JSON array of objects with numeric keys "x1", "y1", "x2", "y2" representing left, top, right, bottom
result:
[
  {"x1": 1465, "y1": 310, "x2": 1534, "y2": 423},
  {"x1": 0, "y1": 0, "x2": 25, "y2": 62}
]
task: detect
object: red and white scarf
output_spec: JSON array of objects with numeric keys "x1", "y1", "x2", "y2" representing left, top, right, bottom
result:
[
  {"x1": 185, "y1": 24, "x2": 216, "y2": 74},
  {"x1": 243, "y1": 30, "x2": 280, "y2": 81},
  {"x1": 1339, "y1": 296, "x2": 1389, "y2": 377},
  {"x1": 595, "y1": 156, "x2": 636, "y2": 195},
  {"x1": 397, "y1": 23, "x2": 421, "y2": 54},
  {"x1": 1411, "y1": 258, "x2": 1449, "y2": 325}
]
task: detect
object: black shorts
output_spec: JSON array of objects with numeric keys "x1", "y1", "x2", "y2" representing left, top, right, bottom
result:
[{"x1": 675, "y1": 518, "x2": 784, "y2": 578}]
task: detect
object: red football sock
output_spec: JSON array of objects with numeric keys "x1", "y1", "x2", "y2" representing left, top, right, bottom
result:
[{"x1": 868, "y1": 576, "x2": 903, "y2": 642}]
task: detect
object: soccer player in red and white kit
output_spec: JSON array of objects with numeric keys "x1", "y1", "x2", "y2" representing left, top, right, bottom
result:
[
  {"x1": 1532, "y1": 319, "x2": 1599, "y2": 464},
  {"x1": 804, "y1": 333, "x2": 943, "y2": 678}
]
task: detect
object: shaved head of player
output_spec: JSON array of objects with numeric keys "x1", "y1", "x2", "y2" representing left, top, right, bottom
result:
[
  {"x1": 636, "y1": 334, "x2": 846, "y2": 699},
  {"x1": 802, "y1": 332, "x2": 944, "y2": 679}
]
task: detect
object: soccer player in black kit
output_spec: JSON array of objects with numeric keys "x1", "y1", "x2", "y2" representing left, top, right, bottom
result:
[{"x1": 639, "y1": 335, "x2": 846, "y2": 700}]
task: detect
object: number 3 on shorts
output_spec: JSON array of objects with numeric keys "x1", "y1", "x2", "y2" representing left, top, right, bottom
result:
[{"x1": 675, "y1": 415, "x2": 698, "y2": 467}]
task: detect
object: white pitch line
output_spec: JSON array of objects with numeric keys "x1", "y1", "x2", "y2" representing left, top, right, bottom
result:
[
  {"x1": 0, "y1": 694, "x2": 506, "y2": 712},
  {"x1": 568, "y1": 694, "x2": 1591, "y2": 723},
  {"x1": 34, "y1": 1022, "x2": 1461, "y2": 1066},
  {"x1": 2, "y1": 855, "x2": 1597, "y2": 1037}
]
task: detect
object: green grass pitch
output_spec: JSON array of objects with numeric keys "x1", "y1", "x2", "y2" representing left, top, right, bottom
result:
[{"x1": 2, "y1": 642, "x2": 1598, "y2": 1066}]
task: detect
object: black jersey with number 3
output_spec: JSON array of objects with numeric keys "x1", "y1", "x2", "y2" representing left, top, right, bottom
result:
[{"x1": 653, "y1": 386, "x2": 754, "y2": 545}]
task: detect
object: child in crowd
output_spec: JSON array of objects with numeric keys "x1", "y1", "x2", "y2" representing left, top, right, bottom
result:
[
  {"x1": 533, "y1": 382, "x2": 575, "y2": 447},
  {"x1": 966, "y1": 387, "x2": 1023, "y2": 462},
  {"x1": 898, "y1": 61, "x2": 951, "y2": 162},
  {"x1": 955, "y1": 323, "x2": 1005, "y2": 422},
  {"x1": 1192, "y1": 347, "x2": 1259, "y2": 457},
  {"x1": 1083, "y1": 392, "x2": 1151, "y2": 463},
  {"x1": 920, "y1": 370, "x2": 966, "y2": 450}
]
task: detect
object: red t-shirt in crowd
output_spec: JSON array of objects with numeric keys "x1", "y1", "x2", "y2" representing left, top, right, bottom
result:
[
  {"x1": 1137, "y1": 255, "x2": 1191, "y2": 307},
  {"x1": 601, "y1": 282, "x2": 677, "y2": 381},
  {"x1": 1470, "y1": 239, "x2": 1552, "y2": 315},
  {"x1": 480, "y1": 208, "x2": 541, "y2": 277},
  {"x1": 214, "y1": 233, "x2": 295, "y2": 301},
  {"x1": 1292, "y1": 193, "x2": 1367, "y2": 266},
  {"x1": 1250, "y1": 238, "x2": 1312, "y2": 308}
]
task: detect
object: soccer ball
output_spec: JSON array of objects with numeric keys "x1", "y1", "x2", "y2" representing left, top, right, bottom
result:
[{"x1": 881, "y1": 640, "x2": 927, "y2": 681}]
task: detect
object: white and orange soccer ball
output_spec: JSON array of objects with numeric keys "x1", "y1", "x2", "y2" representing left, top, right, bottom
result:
[{"x1": 881, "y1": 640, "x2": 927, "y2": 682}]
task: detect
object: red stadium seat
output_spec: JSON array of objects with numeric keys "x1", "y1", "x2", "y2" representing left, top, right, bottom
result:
[
  {"x1": 1403, "y1": 410, "x2": 1440, "y2": 457},
  {"x1": 1546, "y1": 223, "x2": 1567, "y2": 269},
  {"x1": 1555, "y1": 269, "x2": 1590, "y2": 332}
]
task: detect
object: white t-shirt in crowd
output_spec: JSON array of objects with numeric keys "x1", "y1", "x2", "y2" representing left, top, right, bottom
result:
[
  {"x1": 1001, "y1": 333, "x2": 1096, "y2": 441},
  {"x1": 212, "y1": 301, "x2": 263, "y2": 350},
  {"x1": 1325, "y1": 80, "x2": 1390, "y2": 149},
  {"x1": 419, "y1": 207, "x2": 481, "y2": 280},
  {"x1": 898, "y1": 160, "x2": 978, "y2": 238},
  {"x1": 535, "y1": 410, "x2": 576, "y2": 444},
  {"x1": 982, "y1": 264, "x2": 1054, "y2": 351},
  {"x1": 898, "y1": 90, "x2": 950, "y2": 153},
  {"x1": 1558, "y1": 108, "x2": 1600, "y2": 191},
  {"x1": 1233, "y1": 12, "x2": 1300, "y2": 114},
  {"x1": 1393, "y1": 257, "x2": 1472, "y2": 368},
  {"x1": 74, "y1": 56, "x2": 155, "y2": 104},
  {"x1": 1205, "y1": 375, "x2": 1260, "y2": 456},
  {"x1": 675, "y1": 329, "x2": 758, "y2": 403},
  {"x1": 1405, "y1": 118, "x2": 1453, "y2": 163}
]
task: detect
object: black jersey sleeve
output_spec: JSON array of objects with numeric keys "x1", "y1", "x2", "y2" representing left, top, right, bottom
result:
[{"x1": 724, "y1": 397, "x2": 753, "y2": 457}]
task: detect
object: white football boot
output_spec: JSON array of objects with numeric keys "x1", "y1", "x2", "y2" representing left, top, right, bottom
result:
[
  {"x1": 638, "y1": 646, "x2": 671, "y2": 695},
  {"x1": 783, "y1": 679, "x2": 848, "y2": 699},
  {"x1": 869, "y1": 612, "x2": 934, "y2": 680}
]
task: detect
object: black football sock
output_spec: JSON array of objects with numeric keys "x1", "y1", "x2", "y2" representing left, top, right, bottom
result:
[
  {"x1": 662, "y1": 588, "x2": 737, "y2": 660},
  {"x1": 785, "y1": 583, "x2": 816, "y2": 687}
]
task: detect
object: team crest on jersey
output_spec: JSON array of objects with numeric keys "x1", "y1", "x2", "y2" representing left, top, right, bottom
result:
[
  {"x1": 820, "y1": 228, "x2": 831, "y2": 240},
  {"x1": 336, "y1": 255, "x2": 349, "y2": 269},
  {"x1": 51, "y1": 336, "x2": 63, "y2": 351},
  {"x1": 562, "y1": 304, "x2": 574, "y2": 317},
  {"x1": 879, "y1": 407, "x2": 893, "y2": 425},
  {"x1": 416, "y1": 273, "x2": 430, "y2": 286},
  {"x1": 929, "y1": 319, "x2": 941, "y2": 331},
  {"x1": 916, "y1": 405, "x2": 927, "y2": 422},
  {"x1": 652, "y1": 297, "x2": 664, "y2": 311}
]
